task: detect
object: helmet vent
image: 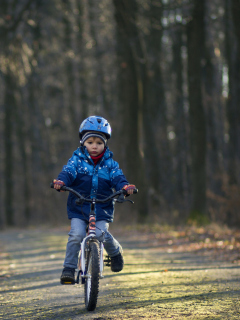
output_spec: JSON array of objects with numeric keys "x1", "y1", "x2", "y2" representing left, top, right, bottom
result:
[{"x1": 97, "y1": 118, "x2": 102, "y2": 123}]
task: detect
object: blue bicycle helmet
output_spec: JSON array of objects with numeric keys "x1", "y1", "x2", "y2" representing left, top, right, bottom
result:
[{"x1": 79, "y1": 116, "x2": 112, "y2": 139}]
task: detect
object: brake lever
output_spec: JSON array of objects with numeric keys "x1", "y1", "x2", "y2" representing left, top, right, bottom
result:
[
  {"x1": 116, "y1": 193, "x2": 134, "y2": 204},
  {"x1": 125, "y1": 199, "x2": 134, "y2": 204}
]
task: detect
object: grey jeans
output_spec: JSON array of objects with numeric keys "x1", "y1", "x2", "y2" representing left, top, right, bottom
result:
[{"x1": 63, "y1": 218, "x2": 122, "y2": 269}]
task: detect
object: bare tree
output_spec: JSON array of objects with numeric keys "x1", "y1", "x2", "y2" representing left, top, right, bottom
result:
[
  {"x1": 186, "y1": 0, "x2": 207, "y2": 221},
  {"x1": 113, "y1": 0, "x2": 148, "y2": 221}
]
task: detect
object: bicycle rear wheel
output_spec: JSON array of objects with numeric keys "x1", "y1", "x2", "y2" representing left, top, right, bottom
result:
[{"x1": 84, "y1": 241, "x2": 100, "y2": 311}]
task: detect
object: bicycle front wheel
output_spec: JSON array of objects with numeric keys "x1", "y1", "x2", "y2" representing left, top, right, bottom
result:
[{"x1": 84, "y1": 241, "x2": 100, "y2": 311}]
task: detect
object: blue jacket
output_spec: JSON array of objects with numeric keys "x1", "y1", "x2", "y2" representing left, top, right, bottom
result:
[{"x1": 57, "y1": 146, "x2": 128, "y2": 222}]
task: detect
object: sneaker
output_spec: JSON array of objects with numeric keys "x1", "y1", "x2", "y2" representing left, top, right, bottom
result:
[
  {"x1": 111, "y1": 252, "x2": 124, "y2": 272},
  {"x1": 60, "y1": 267, "x2": 75, "y2": 284}
]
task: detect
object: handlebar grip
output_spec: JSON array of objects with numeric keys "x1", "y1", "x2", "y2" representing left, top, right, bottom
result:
[
  {"x1": 122, "y1": 189, "x2": 128, "y2": 196},
  {"x1": 50, "y1": 182, "x2": 67, "y2": 191},
  {"x1": 122, "y1": 188, "x2": 138, "y2": 196}
]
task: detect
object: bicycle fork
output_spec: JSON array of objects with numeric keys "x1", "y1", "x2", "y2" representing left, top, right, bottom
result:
[
  {"x1": 76, "y1": 199, "x2": 105, "y2": 284},
  {"x1": 76, "y1": 238, "x2": 104, "y2": 284}
]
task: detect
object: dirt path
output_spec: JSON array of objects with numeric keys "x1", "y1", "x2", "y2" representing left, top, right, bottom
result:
[{"x1": 0, "y1": 226, "x2": 240, "y2": 319}]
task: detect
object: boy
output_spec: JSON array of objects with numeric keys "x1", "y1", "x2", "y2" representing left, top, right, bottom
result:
[{"x1": 53, "y1": 116, "x2": 136, "y2": 284}]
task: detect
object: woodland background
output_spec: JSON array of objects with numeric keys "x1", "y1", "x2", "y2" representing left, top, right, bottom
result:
[{"x1": 0, "y1": 0, "x2": 240, "y2": 228}]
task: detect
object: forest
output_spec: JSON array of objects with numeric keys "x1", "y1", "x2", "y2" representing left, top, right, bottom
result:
[{"x1": 0, "y1": 0, "x2": 240, "y2": 228}]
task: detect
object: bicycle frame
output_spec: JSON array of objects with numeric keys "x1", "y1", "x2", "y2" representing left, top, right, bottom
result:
[{"x1": 77, "y1": 198, "x2": 105, "y2": 283}]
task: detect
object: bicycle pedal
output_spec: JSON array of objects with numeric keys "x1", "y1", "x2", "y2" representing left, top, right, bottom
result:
[
  {"x1": 104, "y1": 255, "x2": 111, "y2": 267},
  {"x1": 61, "y1": 281, "x2": 75, "y2": 285}
]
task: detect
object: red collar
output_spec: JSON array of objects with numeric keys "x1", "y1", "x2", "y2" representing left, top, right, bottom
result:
[{"x1": 90, "y1": 149, "x2": 105, "y2": 165}]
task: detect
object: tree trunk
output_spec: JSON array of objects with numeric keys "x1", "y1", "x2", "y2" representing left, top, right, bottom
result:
[
  {"x1": 113, "y1": 0, "x2": 148, "y2": 222},
  {"x1": 203, "y1": 0, "x2": 226, "y2": 223},
  {"x1": 226, "y1": 0, "x2": 240, "y2": 185},
  {"x1": 186, "y1": 0, "x2": 207, "y2": 222},
  {"x1": 172, "y1": 26, "x2": 190, "y2": 214},
  {"x1": 62, "y1": 0, "x2": 80, "y2": 132},
  {"x1": 4, "y1": 73, "x2": 15, "y2": 226},
  {"x1": 143, "y1": 1, "x2": 169, "y2": 207},
  {"x1": 88, "y1": 0, "x2": 109, "y2": 114},
  {"x1": 75, "y1": 0, "x2": 88, "y2": 119},
  {"x1": 15, "y1": 93, "x2": 31, "y2": 222}
]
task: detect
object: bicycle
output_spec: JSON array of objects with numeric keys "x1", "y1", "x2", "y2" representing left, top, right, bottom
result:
[{"x1": 50, "y1": 182, "x2": 137, "y2": 311}]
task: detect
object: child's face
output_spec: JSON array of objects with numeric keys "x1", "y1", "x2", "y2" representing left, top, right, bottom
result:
[{"x1": 84, "y1": 137, "x2": 105, "y2": 156}]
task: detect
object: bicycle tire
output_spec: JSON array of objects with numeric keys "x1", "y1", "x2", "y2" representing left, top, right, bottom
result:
[{"x1": 84, "y1": 241, "x2": 100, "y2": 311}]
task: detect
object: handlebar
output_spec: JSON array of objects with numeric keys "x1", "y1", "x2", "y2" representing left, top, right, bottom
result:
[{"x1": 50, "y1": 182, "x2": 138, "y2": 204}]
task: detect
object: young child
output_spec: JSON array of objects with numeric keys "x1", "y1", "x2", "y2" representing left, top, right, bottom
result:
[{"x1": 53, "y1": 116, "x2": 136, "y2": 284}]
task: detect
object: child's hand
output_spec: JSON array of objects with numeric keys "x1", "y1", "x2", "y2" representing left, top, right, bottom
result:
[
  {"x1": 53, "y1": 179, "x2": 65, "y2": 192},
  {"x1": 122, "y1": 184, "x2": 136, "y2": 195}
]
